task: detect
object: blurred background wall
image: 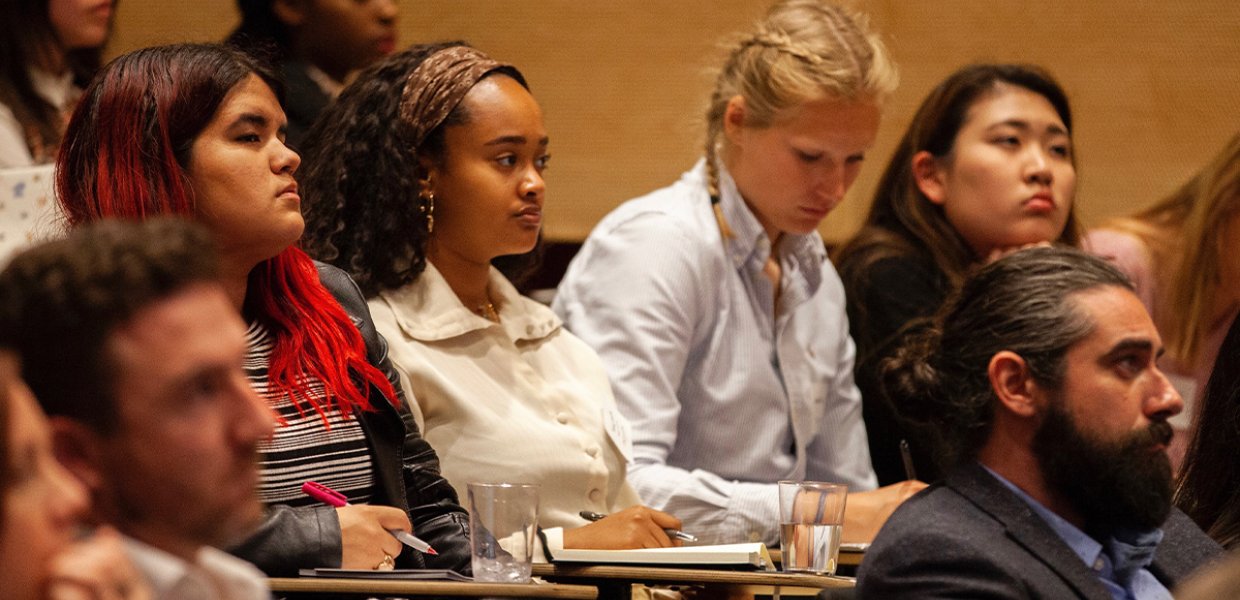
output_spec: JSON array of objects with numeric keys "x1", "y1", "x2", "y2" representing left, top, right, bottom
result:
[{"x1": 110, "y1": 1, "x2": 1240, "y2": 243}]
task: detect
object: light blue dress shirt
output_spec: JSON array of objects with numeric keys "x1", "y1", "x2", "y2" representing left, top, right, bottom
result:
[
  {"x1": 553, "y1": 159, "x2": 877, "y2": 545},
  {"x1": 984, "y1": 465, "x2": 1172, "y2": 600}
]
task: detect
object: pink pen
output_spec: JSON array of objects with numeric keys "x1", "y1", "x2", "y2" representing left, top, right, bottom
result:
[{"x1": 302, "y1": 481, "x2": 438, "y2": 556}]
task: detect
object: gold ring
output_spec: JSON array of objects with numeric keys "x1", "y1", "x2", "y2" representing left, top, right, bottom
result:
[{"x1": 376, "y1": 553, "x2": 395, "y2": 571}]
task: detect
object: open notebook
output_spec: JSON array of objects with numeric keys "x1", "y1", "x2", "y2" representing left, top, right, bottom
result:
[
  {"x1": 548, "y1": 542, "x2": 772, "y2": 568},
  {"x1": 297, "y1": 568, "x2": 472, "y2": 581}
]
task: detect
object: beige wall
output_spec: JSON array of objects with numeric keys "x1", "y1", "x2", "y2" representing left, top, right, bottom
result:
[{"x1": 111, "y1": 1, "x2": 1240, "y2": 243}]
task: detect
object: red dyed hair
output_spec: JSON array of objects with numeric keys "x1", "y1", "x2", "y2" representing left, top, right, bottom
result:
[{"x1": 57, "y1": 43, "x2": 397, "y2": 419}]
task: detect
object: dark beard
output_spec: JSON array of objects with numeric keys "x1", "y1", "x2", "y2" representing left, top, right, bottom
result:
[{"x1": 1032, "y1": 400, "x2": 1175, "y2": 536}]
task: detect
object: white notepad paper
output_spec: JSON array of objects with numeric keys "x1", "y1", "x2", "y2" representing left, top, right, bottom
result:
[{"x1": 547, "y1": 542, "x2": 772, "y2": 568}]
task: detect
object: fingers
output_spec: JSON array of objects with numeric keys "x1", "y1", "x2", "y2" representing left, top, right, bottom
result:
[
  {"x1": 565, "y1": 506, "x2": 683, "y2": 549},
  {"x1": 987, "y1": 241, "x2": 1053, "y2": 264},
  {"x1": 370, "y1": 505, "x2": 413, "y2": 532},
  {"x1": 46, "y1": 529, "x2": 152, "y2": 600},
  {"x1": 645, "y1": 507, "x2": 683, "y2": 531},
  {"x1": 337, "y1": 505, "x2": 409, "y2": 569},
  {"x1": 615, "y1": 506, "x2": 676, "y2": 548}
]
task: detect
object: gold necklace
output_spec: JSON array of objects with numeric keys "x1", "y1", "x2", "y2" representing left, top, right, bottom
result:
[{"x1": 475, "y1": 301, "x2": 500, "y2": 323}]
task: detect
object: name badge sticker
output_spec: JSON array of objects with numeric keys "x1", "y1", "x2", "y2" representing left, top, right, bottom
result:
[{"x1": 602, "y1": 406, "x2": 633, "y2": 464}]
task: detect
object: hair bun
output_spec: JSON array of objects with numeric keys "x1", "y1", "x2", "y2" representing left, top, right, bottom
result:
[{"x1": 879, "y1": 318, "x2": 946, "y2": 426}]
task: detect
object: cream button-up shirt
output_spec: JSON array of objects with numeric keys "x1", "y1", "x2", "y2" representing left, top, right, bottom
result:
[{"x1": 368, "y1": 262, "x2": 641, "y2": 547}]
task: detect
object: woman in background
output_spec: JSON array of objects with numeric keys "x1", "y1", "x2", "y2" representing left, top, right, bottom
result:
[
  {"x1": 0, "y1": 350, "x2": 150, "y2": 600},
  {"x1": 553, "y1": 0, "x2": 921, "y2": 546},
  {"x1": 1086, "y1": 133, "x2": 1240, "y2": 439},
  {"x1": 227, "y1": 0, "x2": 398, "y2": 149},
  {"x1": 56, "y1": 42, "x2": 471, "y2": 576},
  {"x1": 301, "y1": 42, "x2": 681, "y2": 556},
  {"x1": 834, "y1": 64, "x2": 1079, "y2": 485},
  {"x1": 1177, "y1": 314, "x2": 1240, "y2": 550},
  {"x1": 0, "y1": 0, "x2": 113, "y2": 167}
]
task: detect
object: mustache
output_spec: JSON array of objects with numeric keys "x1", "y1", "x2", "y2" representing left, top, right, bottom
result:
[{"x1": 1133, "y1": 420, "x2": 1174, "y2": 448}]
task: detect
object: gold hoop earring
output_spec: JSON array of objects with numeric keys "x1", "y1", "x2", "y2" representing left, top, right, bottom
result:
[{"x1": 420, "y1": 190, "x2": 435, "y2": 234}]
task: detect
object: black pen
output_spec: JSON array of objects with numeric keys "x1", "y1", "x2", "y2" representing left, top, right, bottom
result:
[
  {"x1": 900, "y1": 439, "x2": 918, "y2": 481},
  {"x1": 579, "y1": 510, "x2": 699, "y2": 543}
]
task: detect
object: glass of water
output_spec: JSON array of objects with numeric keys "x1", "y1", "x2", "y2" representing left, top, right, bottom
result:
[
  {"x1": 778, "y1": 480, "x2": 848, "y2": 574},
  {"x1": 467, "y1": 482, "x2": 539, "y2": 582}
]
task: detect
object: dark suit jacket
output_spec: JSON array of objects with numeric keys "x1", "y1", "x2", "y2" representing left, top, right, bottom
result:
[{"x1": 856, "y1": 463, "x2": 1222, "y2": 598}]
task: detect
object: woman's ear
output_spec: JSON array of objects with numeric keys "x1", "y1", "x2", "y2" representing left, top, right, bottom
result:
[
  {"x1": 912, "y1": 150, "x2": 948, "y2": 206},
  {"x1": 722, "y1": 95, "x2": 747, "y2": 146},
  {"x1": 416, "y1": 157, "x2": 437, "y2": 193}
]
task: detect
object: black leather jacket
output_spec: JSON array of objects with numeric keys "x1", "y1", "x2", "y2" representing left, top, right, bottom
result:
[{"x1": 228, "y1": 263, "x2": 472, "y2": 576}]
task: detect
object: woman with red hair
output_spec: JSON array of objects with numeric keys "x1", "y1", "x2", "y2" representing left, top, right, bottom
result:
[{"x1": 56, "y1": 42, "x2": 471, "y2": 576}]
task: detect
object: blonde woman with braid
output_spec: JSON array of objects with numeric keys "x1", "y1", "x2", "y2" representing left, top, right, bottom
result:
[{"x1": 554, "y1": 0, "x2": 924, "y2": 546}]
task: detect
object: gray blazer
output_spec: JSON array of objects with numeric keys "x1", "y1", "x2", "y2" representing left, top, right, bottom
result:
[{"x1": 856, "y1": 463, "x2": 1221, "y2": 598}]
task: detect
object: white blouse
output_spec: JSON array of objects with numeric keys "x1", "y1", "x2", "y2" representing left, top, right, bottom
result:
[{"x1": 368, "y1": 262, "x2": 641, "y2": 545}]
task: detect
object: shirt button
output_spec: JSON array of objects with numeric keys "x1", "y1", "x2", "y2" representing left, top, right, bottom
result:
[
  {"x1": 586, "y1": 446, "x2": 600, "y2": 457},
  {"x1": 748, "y1": 531, "x2": 761, "y2": 542},
  {"x1": 557, "y1": 413, "x2": 570, "y2": 424},
  {"x1": 1093, "y1": 558, "x2": 1105, "y2": 571},
  {"x1": 589, "y1": 489, "x2": 603, "y2": 502}
]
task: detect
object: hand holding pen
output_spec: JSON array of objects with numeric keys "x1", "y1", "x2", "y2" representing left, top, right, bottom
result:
[
  {"x1": 579, "y1": 509, "x2": 698, "y2": 544},
  {"x1": 303, "y1": 481, "x2": 438, "y2": 570}
]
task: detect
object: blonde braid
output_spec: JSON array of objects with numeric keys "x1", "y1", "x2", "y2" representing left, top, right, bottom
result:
[{"x1": 746, "y1": 30, "x2": 824, "y2": 66}]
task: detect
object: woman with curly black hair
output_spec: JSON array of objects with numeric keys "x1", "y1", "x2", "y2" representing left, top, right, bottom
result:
[{"x1": 300, "y1": 42, "x2": 681, "y2": 556}]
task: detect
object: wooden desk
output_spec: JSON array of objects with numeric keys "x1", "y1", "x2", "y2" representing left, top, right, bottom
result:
[
  {"x1": 268, "y1": 577, "x2": 598, "y2": 598},
  {"x1": 838, "y1": 548, "x2": 863, "y2": 567},
  {"x1": 532, "y1": 563, "x2": 852, "y2": 600}
]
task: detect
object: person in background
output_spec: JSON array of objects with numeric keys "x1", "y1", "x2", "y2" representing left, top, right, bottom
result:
[
  {"x1": 834, "y1": 64, "x2": 1080, "y2": 485},
  {"x1": 0, "y1": 346, "x2": 150, "y2": 600},
  {"x1": 55, "y1": 42, "x2": 471, "y2": 576},
  {"x1": 553, "y1": 0, "x2": 922, "y2": 547},
  {"x1": 858, "y1": 247, "x2": 1220, "y2": 598},
  {"x1": 300, "y1": 42, "x2": 682, "y2": 556},
  {"x1": 1176, "y1": 314, "x2": 1240, "y2": 550},
  {"x1": 227, "y1": 0, "x2": 398, "y2": 149},
  {"x1": 0, "y1": 0, "x2": 113, "y2": 167},
  {"x1": 1086, "y1": 133, "x2": 1240, "y2": 461},
  {"x1": 0, "y1": 218, "x2": 265, "y2": 598}
]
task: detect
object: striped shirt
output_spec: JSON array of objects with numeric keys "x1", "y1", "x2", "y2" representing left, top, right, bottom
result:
[{"x1": 246, "y1": 320, "x2": 377, "y2": 506}]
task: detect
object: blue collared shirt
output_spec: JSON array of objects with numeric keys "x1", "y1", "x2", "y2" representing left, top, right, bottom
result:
[
  {"x1": 554, "y1": 159, "x2": 876, "y2": 545},
  {"x1": 983, "y1": 465, "x2": 1172, "y2": 600}
]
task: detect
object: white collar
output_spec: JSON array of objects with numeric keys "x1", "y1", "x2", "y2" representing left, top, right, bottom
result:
[
  {"x1": 27, "y1": 67, "x2": 76, "y2": 109},
  {"x1": 122, "y1": 536, "x2": 268, "y2": 600},
  {"x1": 380, "y1": 261, "x2": 561, "y2": 343}
]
